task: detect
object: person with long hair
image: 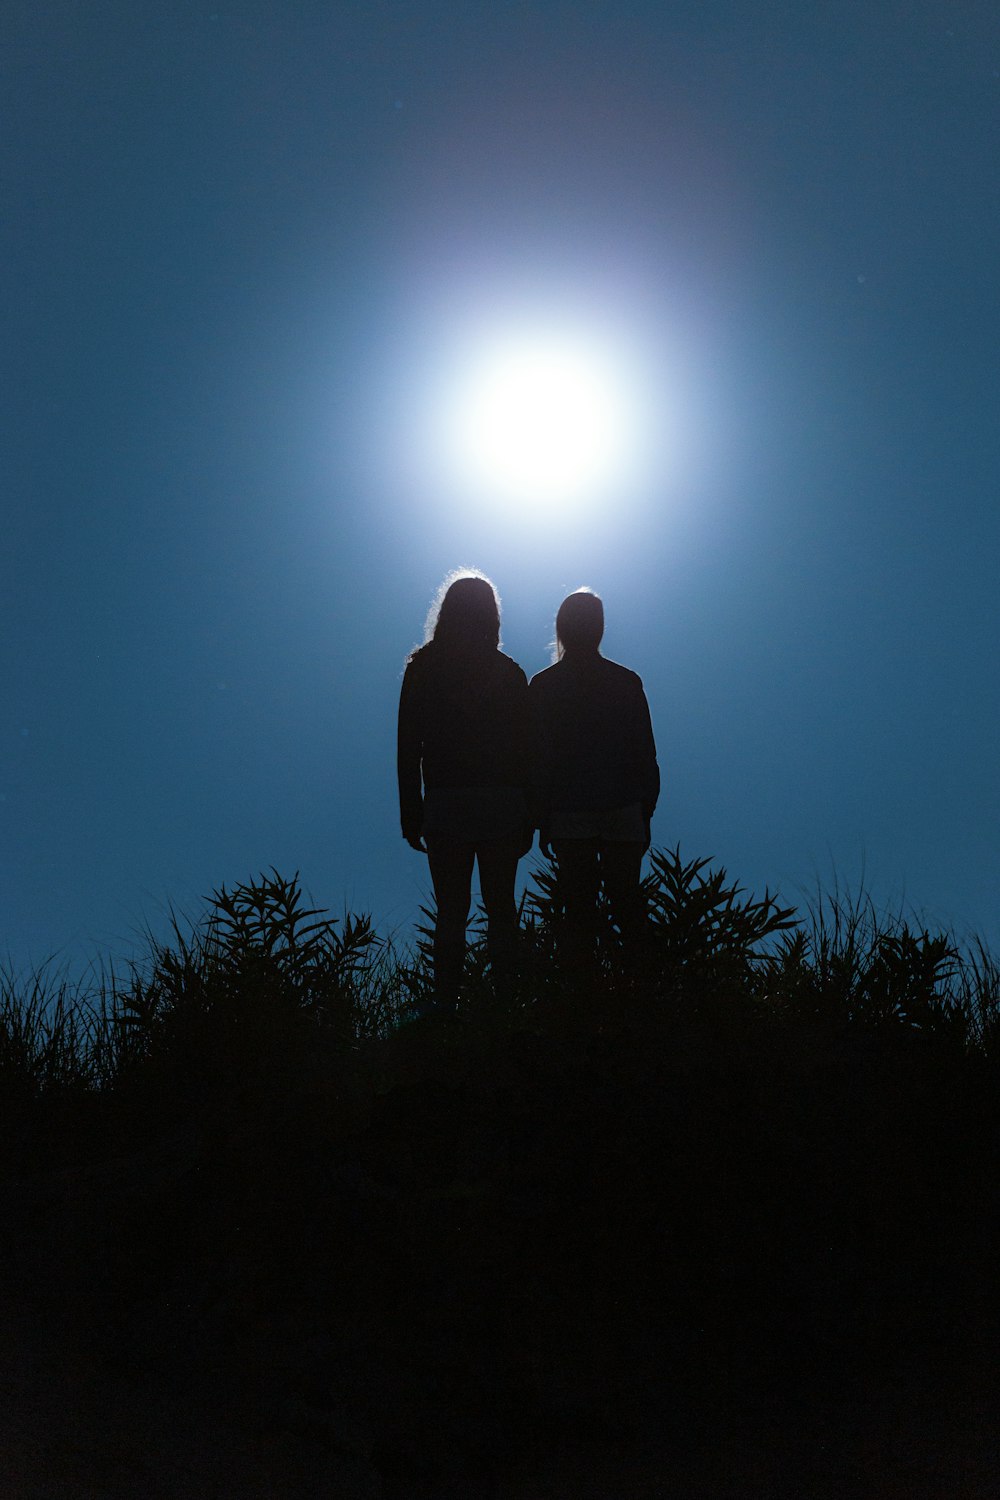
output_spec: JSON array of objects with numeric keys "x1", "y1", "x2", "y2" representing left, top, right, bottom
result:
[
  {"x1": 398, "y1": 570, "x2": 532, "y2": 1005},
  {"x1": 528, "y1": 588, "x2": 659, "y2": 967}
]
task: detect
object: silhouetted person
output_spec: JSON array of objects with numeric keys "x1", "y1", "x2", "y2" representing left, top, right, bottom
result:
[
  {"x1": 529, "y1": 589, "x2": 659, "y2": 970},
  {"x1": 398, "y1": 571, "x2": 532, "y2": 1005}
]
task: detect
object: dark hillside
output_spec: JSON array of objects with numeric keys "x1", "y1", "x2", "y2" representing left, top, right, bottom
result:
[{"x1": 1, "y1": 859, "x2": 998, "y2": 1497}]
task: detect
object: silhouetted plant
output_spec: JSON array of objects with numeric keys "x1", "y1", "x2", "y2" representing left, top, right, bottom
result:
[
  {"x1": 778, "y1": 880, "x2": 883, "y2": 1028},
  {"x1": 522, "y1": 853, "x2": 620, "y2": 970},
  {"x1": 520, "y1": 846, "x2": 797, "y2": 999},
  {"x1": 864, "y1": 928, "x2": 963, "y2": 1035},
  {"x1": 412, "y1": 902, "x2": 439, "y2": 983},
  {"x1": 110, "y1": 871, "x2": 381, "y2": 1095},
  {"x1": 762, "y1": 881, "x2": 974, "y2": 1043},
  {"x1": 0, "y1": 967, "x2": 97, "y2": 1097},
  {"x1": 2, "y1": 857, "x2": 998, "y2": 1118},
  {"x1": 410, "y1": 896, "x2": 524, "y2": 1020},
  {"x1": 961, "y1": 937, "x2": 1000, "y2": 1058},
  {"x1": 205, "y1": 869, "x2": 377, "y2": 1027},
  {"x1": 642, "y1": 846, "x2": 798, "y2": 989}
]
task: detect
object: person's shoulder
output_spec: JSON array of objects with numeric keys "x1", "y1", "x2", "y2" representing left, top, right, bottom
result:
[
  {"x1": 527, "y1": 661, "x2": 560, "y2": 690},
  {"x1": 599, "y1": 655, "x2": 645, "y2": 689},
  {"x1": 497, "y1": 650, "x2": 529, "y2": 686}
]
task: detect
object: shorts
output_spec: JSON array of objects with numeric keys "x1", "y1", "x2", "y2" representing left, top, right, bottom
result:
[
  {"x1": 422, "y1": 785, "x2": 527, "y2": 842},
  {"x1": 547, "y1": 801, "x2": 648, "y2": 842}
]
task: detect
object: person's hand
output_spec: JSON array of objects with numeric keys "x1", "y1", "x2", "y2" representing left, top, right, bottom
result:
[{"x1": 402, "y1": 821, "x2": 426, "y2": 853}]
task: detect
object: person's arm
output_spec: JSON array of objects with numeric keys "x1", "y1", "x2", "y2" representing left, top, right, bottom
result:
[
  {"x1": 397, "y1": 663, "x2": 426, "y2": 852},
  {"x1": 527, "y1": 676, "x2": 554, "y2": 857},
  {"x1": 509, "y1": 665, "x2": 534, "y2": 857},
  {"x1": 638, "y1": 687, "x2": 659, "y2": 828},
  {"x1": 635, "y1": 679, "x2": 660, "y2": 835}
]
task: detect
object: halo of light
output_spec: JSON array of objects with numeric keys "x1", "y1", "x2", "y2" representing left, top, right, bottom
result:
[{"x1": 441, "y1": 327, "x2": 641, "y2": 511}]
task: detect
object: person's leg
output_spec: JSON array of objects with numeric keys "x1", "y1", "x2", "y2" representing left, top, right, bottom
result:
[
  {"x1": 425, "y1": 838, "x2": 476, "y2": 1005},
  {"x1": 598, "y1": 840, "x2": 648, "y2": 951},
  {"x1": 476, "y1": 838, "x2": 522, "y2": 988},
  {"x1": 551, "y1": 838, "x2": 601, "y2": 971}
]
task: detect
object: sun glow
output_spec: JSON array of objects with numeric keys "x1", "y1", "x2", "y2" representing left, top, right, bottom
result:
[{"x1": 441, "y1": 326, "x2": 644, "y2": 512}]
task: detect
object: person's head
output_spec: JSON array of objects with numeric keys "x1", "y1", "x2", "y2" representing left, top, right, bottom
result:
[
  {"x1": 425, "y1": 569, "x2": 501, "y2": 652},
  {"x1": 555, "y1": 588, "x2": 604, "y2": 660}
]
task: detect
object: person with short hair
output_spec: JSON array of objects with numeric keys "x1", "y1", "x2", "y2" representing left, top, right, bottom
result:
[
  {"x1": 528, "y1": 588, "x2": 659, "y2": 967},
  {"x1": 398, "y1": 570, "x2": 532, "y2": 1004}
]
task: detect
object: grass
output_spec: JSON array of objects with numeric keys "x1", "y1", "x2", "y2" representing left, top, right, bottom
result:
[
  {"x1": 1, "y1": 850, "x2": 998, "y2": 1497},
  {"x1": 2, "y1": 851, "x2": 997, "y2": 1105}
]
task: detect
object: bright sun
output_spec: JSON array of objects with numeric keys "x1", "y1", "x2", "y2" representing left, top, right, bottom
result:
[{"x1": 444, "y1": 329, "x2": 639, "y2": 510}]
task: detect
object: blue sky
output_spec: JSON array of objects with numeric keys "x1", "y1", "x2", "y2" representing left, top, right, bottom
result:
[{"x1": 4, "y1": 1, "x2": 999, "y2": 973}]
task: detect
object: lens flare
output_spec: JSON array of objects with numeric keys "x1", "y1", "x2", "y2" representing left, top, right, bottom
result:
[{"x1": 443, "y1": 329, "x2": 640, "y2": 510}]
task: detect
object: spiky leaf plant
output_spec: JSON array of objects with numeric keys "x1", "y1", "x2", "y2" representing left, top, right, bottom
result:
[
  {"x1": 118, "y1": 870, "x2": 379, "y2": 1093},
  {"x1": 641, "y1": 846, "x2": 798, "y2": 992}
]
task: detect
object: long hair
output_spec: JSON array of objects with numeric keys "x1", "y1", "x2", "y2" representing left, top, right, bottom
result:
[
  {"x1": 411, "y1": 568, "x2": 502, "y2": 661},
  {"x1": 553, "y1": 587, "x2": 604, "y2": 661}
]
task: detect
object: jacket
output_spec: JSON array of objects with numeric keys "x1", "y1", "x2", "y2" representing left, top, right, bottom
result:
[
  {"x1": 528, "y1": 652, "x2": 660, "y2": 827},
  {"x1": 397, "y1": 642, "x2": 531, "y2": 841}
]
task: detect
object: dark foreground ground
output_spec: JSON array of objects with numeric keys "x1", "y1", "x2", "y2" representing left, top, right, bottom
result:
[{"x1": 2, "y1": 1002, "x2": 998, "y2": 1498}]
